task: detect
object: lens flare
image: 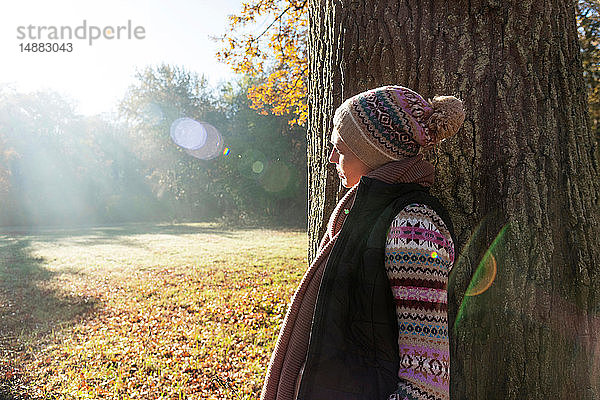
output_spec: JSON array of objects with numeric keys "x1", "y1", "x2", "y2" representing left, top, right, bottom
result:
[
  {"x1": 465, "y1": 251, "x2": 497, "y2": 296},
  {"x1": 169, "y1": 118, "x2": 224, "y2": 160},
  {"x1": 170, "y1": 118, "x2": 207, "y2": 149},
  {"x1": 453, "y1": 216, "x2": 509, "y2": 333},
  {"x1": 238, "y1": 149, "x2": 267, "y2": 178},
  {"x1": 252, "y1": 161, "x2": 264, "y2": 174}
]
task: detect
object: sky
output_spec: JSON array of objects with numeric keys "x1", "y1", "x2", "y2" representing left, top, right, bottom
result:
[{"x1": 0, "y1": 0, "x2": 253, "y2": 115}]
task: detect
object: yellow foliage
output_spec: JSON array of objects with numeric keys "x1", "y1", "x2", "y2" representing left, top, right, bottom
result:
[{"x1": 217, "y1": 0, "x2": 308, "y2": 126}]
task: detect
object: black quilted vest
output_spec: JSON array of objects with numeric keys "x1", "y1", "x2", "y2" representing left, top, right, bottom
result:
[{"x1": 296, "y1": 176, "x2": 454, "y2": 400}]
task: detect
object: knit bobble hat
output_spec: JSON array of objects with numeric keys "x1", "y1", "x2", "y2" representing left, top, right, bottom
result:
[{"x1": 333, "y1": 86, "x2": 465, "y2": 169}]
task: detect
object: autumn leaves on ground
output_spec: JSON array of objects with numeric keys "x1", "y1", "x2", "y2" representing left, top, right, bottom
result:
[{"x1": 0, "y1": 224, "x2": 306, "y2": 399}]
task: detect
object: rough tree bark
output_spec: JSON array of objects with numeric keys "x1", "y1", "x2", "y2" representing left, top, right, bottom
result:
[{"x1": 307, "y1": 0, "x2": 600, "y2": 398}]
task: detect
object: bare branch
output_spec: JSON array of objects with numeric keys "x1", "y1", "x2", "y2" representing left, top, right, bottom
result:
[{"x1": 251, "y1": 0, "x2": 307, "y2": 43}]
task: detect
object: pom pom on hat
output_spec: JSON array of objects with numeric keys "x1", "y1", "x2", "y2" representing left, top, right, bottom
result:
[{"x1": 427, "y1": 95, "x2": 465, "y2": 144}]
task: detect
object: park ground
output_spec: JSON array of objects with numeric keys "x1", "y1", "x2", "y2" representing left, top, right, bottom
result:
[{"x1": 0, "y1": 223, "x2": 307, "y2": 399}]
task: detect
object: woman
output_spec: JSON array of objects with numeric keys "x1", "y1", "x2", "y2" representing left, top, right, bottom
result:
[{"x1": 261, "y1": 86, "x2": 464, "y2": 400}]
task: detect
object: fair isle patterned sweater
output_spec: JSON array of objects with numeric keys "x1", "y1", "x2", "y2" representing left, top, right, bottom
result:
[{"x1": 385, "y1": 203, "x2": 454, "y2": 400}]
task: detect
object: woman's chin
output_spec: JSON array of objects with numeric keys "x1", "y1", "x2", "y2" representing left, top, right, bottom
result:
[
  {"x1": 341, "y1": 178, "x2": 353, "y2": 188},
  {"x1": 338, "y1": 173, "x2": 356, "y2": 188}
]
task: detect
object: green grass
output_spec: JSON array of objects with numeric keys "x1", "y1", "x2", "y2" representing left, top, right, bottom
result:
[{"x1": 0, "y1": 223, "x2": 307, "y2": 399}]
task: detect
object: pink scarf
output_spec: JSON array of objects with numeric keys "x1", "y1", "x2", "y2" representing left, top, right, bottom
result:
[{"x1": 260, "y1": 155, "x2": 435, "y2": 400}]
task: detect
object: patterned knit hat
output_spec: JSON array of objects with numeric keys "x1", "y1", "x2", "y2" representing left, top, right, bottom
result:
[{"x1": 333, "y1": 85, "x2": 465, "y2": 169}]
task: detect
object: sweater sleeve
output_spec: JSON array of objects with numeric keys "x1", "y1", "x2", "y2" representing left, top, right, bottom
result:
[{"x1": 384, "y1": 203, "x2": 454, "y2": 400}]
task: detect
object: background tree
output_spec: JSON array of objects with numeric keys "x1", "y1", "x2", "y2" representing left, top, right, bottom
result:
[
  {"x1": 216, "y1": 78, "x2": 307, "y2": 224},
  {"x1": 0, "y1": 89, "x2": 152, "y2": 226},
  {"x1": 119, "y1": 64, "x2": 223, "y2": 220},
  {"x1": 307, "y1": 0, "x2": 599, "y2": 399},
  {"x1": 120, "y1": 65, "x2": 307, "y2": 225}
]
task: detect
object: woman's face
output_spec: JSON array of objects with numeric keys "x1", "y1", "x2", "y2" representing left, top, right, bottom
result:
[{"x1": 328, "y1": 128, "x2": 372, "y2": 188}]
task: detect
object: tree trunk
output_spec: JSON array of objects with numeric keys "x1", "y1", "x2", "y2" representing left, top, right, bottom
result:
[
  {"x1": 307, "y1": 0, "x2": 600, "y2": 398},
  {"x1": 306, "y1": 0, "x2": 341, "y2": 260}
]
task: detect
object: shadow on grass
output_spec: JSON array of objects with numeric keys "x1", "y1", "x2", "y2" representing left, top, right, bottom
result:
[{"x1": 0, "y1": 236, "x2": 98, "y2": 399}]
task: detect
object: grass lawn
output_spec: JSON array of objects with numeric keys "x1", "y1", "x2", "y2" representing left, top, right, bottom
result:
[{"x1": 0, "y1": 223, "x2": 307, "y2": 399}]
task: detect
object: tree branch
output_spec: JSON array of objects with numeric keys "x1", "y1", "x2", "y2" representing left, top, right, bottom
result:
[{"x1": 251, "y1": 0, "x2": 307, "y2": 43}]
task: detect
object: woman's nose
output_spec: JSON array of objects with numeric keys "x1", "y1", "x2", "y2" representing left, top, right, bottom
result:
[{"x1": 329, "y1": 148, "x2": 339, "y2": 163}]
